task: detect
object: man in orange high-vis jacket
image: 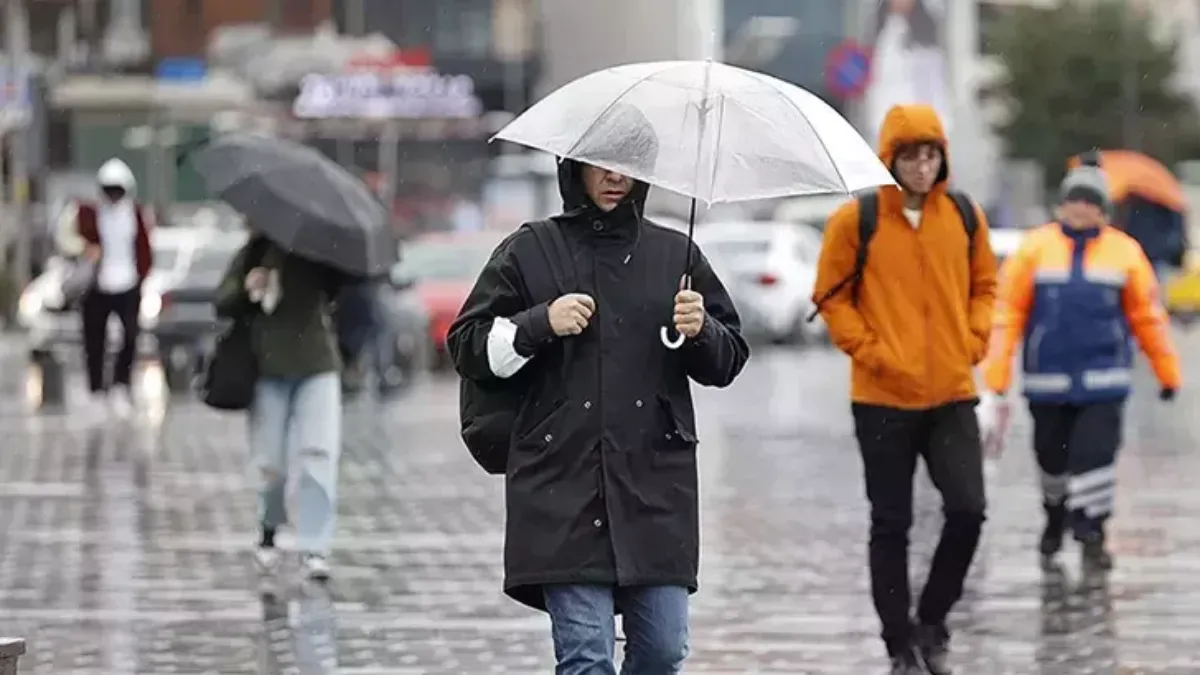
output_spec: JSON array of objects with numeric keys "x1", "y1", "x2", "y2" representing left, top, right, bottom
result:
[{"x1": 982, "y1": 164, "x2": 1181, "y2": 572}]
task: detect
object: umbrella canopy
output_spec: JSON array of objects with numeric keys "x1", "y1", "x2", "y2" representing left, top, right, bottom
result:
[
  {"x1": 1069, "y1": 150, "x2": 1187, "y2": 213},
  {"x1": 492, "y1": 60, "x2": 894, "y2": 205},
  {"x1": 188, "y1": 134, "x2": 396, "y2": 277}
]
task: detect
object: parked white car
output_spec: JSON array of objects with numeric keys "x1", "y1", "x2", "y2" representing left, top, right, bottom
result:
[
  {"x1": 17, "y1": 226, "x2": 221, "y2": 360},
  {"x1": 695, "y1": 221, "x2": 826, "y2": 344},
  {"x1": 988, "y1": 227, "x2": 1028, "y2": 264},
  {"x1": 773, "y1": 194, "x2": 854, "y2": 230}
]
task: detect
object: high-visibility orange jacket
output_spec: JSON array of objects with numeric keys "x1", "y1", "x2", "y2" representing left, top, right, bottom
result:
[{"x1": 981, "y1": 222, "x2": 1181, "y2": 401}]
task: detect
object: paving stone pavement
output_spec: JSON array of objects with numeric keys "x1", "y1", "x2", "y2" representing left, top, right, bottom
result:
[{"x1": 1, "y1": 334, "x2": 1199, "y2": 674}]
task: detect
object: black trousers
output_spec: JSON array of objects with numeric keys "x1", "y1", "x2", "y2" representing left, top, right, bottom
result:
[
  {"x1": 80, "y1": 287, "x2": 141, "y2": 393},
  {"x1": 852, "y1": 401, "x2": 987, "y2": 655},
  {"x1": 1028, "y1": 401, "x2": 1124, "y2": 539}
]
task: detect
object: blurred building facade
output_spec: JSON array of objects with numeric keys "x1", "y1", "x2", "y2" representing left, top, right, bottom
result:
[
  {"x1": 9, "y1": 0, "x2": 1200, "y2": 233},
  {"x1": 9, "y1": 0, "x2": 545, "y2": 235}
]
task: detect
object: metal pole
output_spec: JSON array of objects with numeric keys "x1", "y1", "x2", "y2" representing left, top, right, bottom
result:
[{"x1": 6, "y1": 0, "x2": 30, "y2": 292}]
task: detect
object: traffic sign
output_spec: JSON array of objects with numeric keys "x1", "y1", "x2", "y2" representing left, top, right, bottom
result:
[
  {"x1": 824, "y1": 41, "x2": 872, "y2": 100},
  {"x1": 155, "y1": 58, "x2": 207, "y2": 83}
]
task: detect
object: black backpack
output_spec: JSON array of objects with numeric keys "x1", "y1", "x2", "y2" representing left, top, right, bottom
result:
[
  {"x1": 459, "y1": 220, "x2": 576, "y2": 475},
  {"x1": 197, "y1": 238, "x2": 271, "y2": 411},
  {"x1": 809, "y1": 189, "x2": 979, "y2": 320}
]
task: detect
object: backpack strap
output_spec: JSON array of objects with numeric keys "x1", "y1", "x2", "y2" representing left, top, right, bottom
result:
[
  {"x1": 807, "y1": 189, "x2": 979, "y2": 323},
  {"x1": 525, "y1": 219, "x2": 577, "y2": 296},
  {"x1": 946, "y1": 189, "x2": 980, "y2": 260},
  {"x1": 807, "y1": 190, "x2": 878, "y2": 321},
  {"x1": 850, "y1": 191, "x2": 880, "y2": 305}
]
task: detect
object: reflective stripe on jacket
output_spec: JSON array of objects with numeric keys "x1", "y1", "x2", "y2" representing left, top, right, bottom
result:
[{"x1": 982, "y1": 222, "x2": 1181, "y2": 403}]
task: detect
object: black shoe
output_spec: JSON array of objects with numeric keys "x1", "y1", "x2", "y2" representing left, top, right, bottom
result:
[
  {"x1": 1039, "y1": 504, "x2": 1066, "y2": 559},
  {"x1": 1081, "y1": 534, "x2": 1113, "y2": 572},
  {"x1": 888, "y1": 646, "x2": 923, "y2": 675},
  {"x1": 914, "y1": 624, "x2": 953, "y2": 675}
]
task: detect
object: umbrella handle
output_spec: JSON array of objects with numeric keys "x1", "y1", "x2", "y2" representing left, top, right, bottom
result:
[{"x1": 660, "y1": 325, "x2": 686, "y2": 350}]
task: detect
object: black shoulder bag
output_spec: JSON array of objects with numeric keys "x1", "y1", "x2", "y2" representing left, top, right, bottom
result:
[{"x1": 197, "y1": 239, "x2": 271, "y2": 411}]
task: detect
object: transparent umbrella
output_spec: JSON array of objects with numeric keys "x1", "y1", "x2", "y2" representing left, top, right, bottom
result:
[{"x1": 493, "y1": 60, "x2": 894, "y2": 347}]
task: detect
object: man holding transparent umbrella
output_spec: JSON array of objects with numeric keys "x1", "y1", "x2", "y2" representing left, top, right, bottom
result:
[
  {"x1": 449, "y1": 58, "x2": 897, "y2": 674},
  {"x1": 447, "y1": 105, "x2": 749, "y2": 674}
]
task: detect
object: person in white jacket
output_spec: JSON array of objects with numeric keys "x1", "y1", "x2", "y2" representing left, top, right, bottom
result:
[
  {"x1": 55, "y1": 159, "x2": 155, "y2": 420},
  {"x1": 863, "y1": 0, "x2": 952, "y2": 149}
]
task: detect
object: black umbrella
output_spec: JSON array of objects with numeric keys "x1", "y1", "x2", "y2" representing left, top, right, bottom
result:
[{"x1": 186, "y1": 134, "x2": 396, "y2": 277}]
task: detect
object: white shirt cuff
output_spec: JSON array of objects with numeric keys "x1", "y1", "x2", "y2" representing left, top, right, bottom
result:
[{"x1": 487, "y1": 316, "x2": 531, "y2": 378}]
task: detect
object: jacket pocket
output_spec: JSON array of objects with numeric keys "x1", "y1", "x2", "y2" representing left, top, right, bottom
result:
[
  {"x1": 513, "y1": 398, "x2": 566, "y2": 450},
  {"x1": 653, "y1": 395, "x2": 697, "y2": 467}
]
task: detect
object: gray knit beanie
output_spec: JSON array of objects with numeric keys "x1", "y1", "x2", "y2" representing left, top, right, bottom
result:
[{"x1": 1060, "y1": 165, "x2": 1112, "y2": 214}]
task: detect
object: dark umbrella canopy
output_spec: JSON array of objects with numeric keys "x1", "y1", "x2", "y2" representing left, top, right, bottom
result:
[{"x1": 189, "y1": 134, "x2": 397, "y2": 277}]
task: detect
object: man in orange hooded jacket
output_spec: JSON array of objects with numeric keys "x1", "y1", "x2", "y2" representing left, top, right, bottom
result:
[{"x1": 812, "y1": 104, "x2": 998, "y2": 675}]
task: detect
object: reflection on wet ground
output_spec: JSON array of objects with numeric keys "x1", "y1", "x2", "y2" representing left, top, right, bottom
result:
[{"x1": 1, "y1": 333, "x2": 1199, "y2": 673}]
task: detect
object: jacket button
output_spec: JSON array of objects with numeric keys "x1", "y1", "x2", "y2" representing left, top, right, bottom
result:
[
  {"x1": 592, "y1": 220, "x2": 604, "y2": 232},
  {"x1": 544, "y1": 434, "x2": 553, "y2": 442},
  {"x1": 593, "y1": 518, "x2": 603, "y2": 527},
  {"x1": 635, "y1": 399, "x2": 643, "y2": 407},
  {"x1": 583, "y1": 401, "x2": 591, "y2": 409}
]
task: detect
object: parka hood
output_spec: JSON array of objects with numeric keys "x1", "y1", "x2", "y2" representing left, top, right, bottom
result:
[
  {"x1": 97, "y1": 158, "x2": 137, "y2": 192},
  {"x1": 556, "y1": 102, "x2": 659, "y2": 220},
  {"x1": 557, "y1": 159, "x2": 651, "y2": 219},
  {"x1": 877, "y1": 104, "x2": 950, "y2": 187}
]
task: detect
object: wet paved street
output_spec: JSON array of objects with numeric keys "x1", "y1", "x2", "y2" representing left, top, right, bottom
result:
[{"x1": 2, "y1": 332, "x2": 1200, "y2": 674}]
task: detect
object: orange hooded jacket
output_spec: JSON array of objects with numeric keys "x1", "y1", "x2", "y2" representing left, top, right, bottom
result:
[{"x1": 812, "y1": 104, "x2": 999, "y2": 409}]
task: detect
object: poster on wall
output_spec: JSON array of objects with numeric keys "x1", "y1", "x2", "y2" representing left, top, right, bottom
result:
[{"x1": 862, "y1": 0, "x2": 950, "y2": 145}]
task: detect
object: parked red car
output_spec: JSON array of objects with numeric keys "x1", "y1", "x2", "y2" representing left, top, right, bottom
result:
[{"x1": 391, "y1": 231, "x2": 508, "y2": 362}]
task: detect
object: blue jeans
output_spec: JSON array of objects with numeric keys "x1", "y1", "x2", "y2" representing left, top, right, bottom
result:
[
  {"x1": 249, "y1": 372, "x2": 341, "y2": 555},
  {"x1": 543, "y1": 584, "x2": 689, "y2": 675}
]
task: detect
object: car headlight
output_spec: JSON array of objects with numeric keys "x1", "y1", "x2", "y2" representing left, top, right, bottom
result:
[
  {"x1": 17, "y1": 291, "x2": 41, "y2": 326},
  {"x1": 140, "y1": 292, "x2": 162, "y2": 324}
]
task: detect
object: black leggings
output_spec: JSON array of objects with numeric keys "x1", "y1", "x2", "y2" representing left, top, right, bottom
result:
[{"x1": 80, "y1": 287, "x2": 141, "y2": 393}]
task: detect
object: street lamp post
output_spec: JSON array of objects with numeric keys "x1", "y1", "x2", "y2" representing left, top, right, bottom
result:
[{"x1": 4, "y1": 0, "x2": 31, "y2": 293}]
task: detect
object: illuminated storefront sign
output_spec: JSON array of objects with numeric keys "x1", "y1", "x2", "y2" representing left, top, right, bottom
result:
[{"x1": 293, "y1": 70, "x2": 483, "y2": 119}]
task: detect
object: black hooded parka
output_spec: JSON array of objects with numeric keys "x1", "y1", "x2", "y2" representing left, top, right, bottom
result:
[{"x1": 447, "y1": 157, "x2": 749, "y2": 610}]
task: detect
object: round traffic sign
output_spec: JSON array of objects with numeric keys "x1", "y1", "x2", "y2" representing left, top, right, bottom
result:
[{"x1": 824, "y1": 41, "x2": 872, "y2": 100}]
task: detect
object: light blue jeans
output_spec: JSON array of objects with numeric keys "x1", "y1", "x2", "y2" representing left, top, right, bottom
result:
[{"x1": 249, "y1": 372, "x2": 342, "y2": 555}]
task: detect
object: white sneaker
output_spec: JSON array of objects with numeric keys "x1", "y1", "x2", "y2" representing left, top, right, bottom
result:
[
  {"x1": 254, "y1": 545, "x2": 283, "y2": 596},
  {"x1": 110, "y1": 388, "x2": 134, "y2": 420},
  {"x1": 300, "y1": 554, "x2": 330, "y2": 582},
  {"x1": 254, "y1": 545, "x2": 282, "y2": 573}
]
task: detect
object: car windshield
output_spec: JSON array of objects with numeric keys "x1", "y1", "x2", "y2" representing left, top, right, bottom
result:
[
  {"x1": 703, "y1": 238, "x2": 771, "y2": 263},
  {"x1": 152, "y1": 247, "x2": 180, "y2": 272},
  {"x1": 395, "y1": 239, "x2": 497, "y2": 281},
  {"x1": 183, "y1": 246, "x2": 240, "y2": 287}
]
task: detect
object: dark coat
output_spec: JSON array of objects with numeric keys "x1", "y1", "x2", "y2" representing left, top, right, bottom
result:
[{"x1": 447, "y1": 160, "x2": 750, "y2": 610}]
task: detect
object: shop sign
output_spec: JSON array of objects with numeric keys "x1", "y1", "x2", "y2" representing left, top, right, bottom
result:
[{"x1": 293, "y1": 70, "x2": 483, "y2": 120}]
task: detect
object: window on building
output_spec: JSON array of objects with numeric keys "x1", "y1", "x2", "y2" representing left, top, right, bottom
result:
[
  {"x1": 433, "y1": 0, "x2": 492, "y2": 58},
  {"x1": 183, "y1": 0, "x2": 202, "y2": 23}
]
